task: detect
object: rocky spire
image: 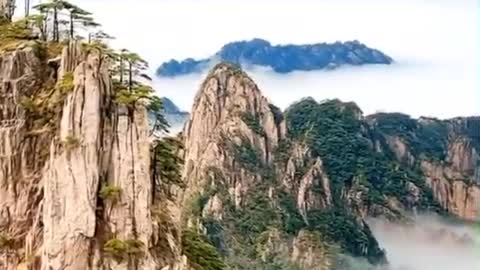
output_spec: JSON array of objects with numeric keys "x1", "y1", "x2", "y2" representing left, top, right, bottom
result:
[
  {"x1": 181, "y1": 62, "x2": 286, "y2": 208},
  {"x1": 0, "y1": 42, "x2": 187, "y2": 270}
]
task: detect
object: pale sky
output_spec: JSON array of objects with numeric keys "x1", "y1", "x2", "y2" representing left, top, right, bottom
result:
[{"x1": 15, "y1": 0, "x2": 480, "y2": 118}]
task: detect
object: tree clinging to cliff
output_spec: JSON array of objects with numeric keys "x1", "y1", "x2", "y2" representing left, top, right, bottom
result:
[{"x1": 33, "y1": 0, "x2": 99, "y2": 42}]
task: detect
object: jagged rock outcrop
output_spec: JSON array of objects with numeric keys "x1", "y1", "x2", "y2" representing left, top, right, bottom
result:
[
  {"x1": 421, "y1": 160, "x2": 480, "y2": 221},
  {"x1": 281, "y1": 142, "x2": 333, "y2": 221},
  {"x1": 0, "y1": 44, "x2": 50, "y2": 270},
  {"x1": 369, "y1": 114, "x2": 480, "y2": 221},
  {"x1": 0, "y1": 42, "x2": 186, "y2": 270},
  {"x1": 41, "y1": 45, "x2": 106, "y2": 270},
  {"x1": 182, "y1": 63, "x2": 286, "y2": 208}
]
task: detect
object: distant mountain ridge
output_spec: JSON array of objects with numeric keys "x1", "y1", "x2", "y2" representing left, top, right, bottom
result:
[
  {"x1": 161, "y1": 97, "x2": 189, "y2": 133},
  {"x1": 156, "y1": 38, "x2": 393, "y2": 77},
  {"x1": 161, "y1": 97, "x2": 184, "y2": 114}
]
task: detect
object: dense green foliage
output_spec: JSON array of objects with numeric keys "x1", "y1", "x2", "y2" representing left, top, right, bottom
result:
[
  {"x1": 103, "y1": 238, "x2": 144, "y2": 260},
  {"x1": 241, "y1": 112, "x2": 265, "y2": 136},
  {"x1": 58, "y1": 72, "x2": 75, "y2": 94},
  {"x1": 277, "y1": 191, "x2": 305, "y2": 234},
  {"x1": 464, "y1": 117, "x2": 480, "y2": 155},
  {"x1": 232, "y1": 139, "x2": 262, "y2": 172},
  {"x1": 61, "y1": 134, "x2": 80, "y2": 150},
  {"x1": 189, "y1": 192, "x2": 211, "y2": 217},
  {"x1": 152, "y1": 137, "x2": 184, "y2": 198},
  {"x1": 286, "y1": 98, "x2": 375, "y2": 199},
  {"x1": 285, "y1": 99, "x2": 442, "y2": 211},
  {"x1": 98, "y1": 184, "x2": 122, "y2": 202},
  {"x1": 233, "y1": 186, "x2": 279, "y2": 237},
  {"x1": 273, "y1": 139, "x2": 292, "y2": 165},
  {"x1": 182, "y1": 229, "x2": 226, "y2": 270},
  {"x1": 371, "y1": 113, "x2": 449, "y2": 161},
  {"x1": 307, "y1": 208, "x2": 385, "y2": 264},
  {"x1": 284, "y1": 98, "x2": 445, "y2": 263}
]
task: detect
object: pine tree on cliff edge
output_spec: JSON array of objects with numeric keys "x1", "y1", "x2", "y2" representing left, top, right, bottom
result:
[{"x1": 33, "y1": 0, "x2": 99, "y2": 42}]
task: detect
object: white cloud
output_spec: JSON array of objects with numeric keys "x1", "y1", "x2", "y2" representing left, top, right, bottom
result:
[
  {"x1": 14, "y1": 0, "x2": 479, "y2": 118},
  {"x1": 154, "y1": 60, "x2": 478, "y2": 119},
  {"x1": 369, "y1": 215, "x2": 480, "y2": 270}
]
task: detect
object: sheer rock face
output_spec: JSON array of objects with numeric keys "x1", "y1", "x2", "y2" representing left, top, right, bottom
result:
[
  {"x1": 41, "y1": 44, "x2": 107, "y2": 270},
  {"x1": 281, "y1": 142, "x2": 332, "y2": 221},
  {"x1": 0, "y1": 43, "x2": 186, "y2": 270},
  {"x1": 421, "y1": 159, "x2": 480, "y2": 221},
  {"x1": 182, "y1": 63, "x2": 286, "y2": 207},
  {"x1": 447, "y1": 136, "x2": 479, "y2": 180},
  {"x1": 0, "y1": 46, "x2": 49, "y2": 270},
  {"x1": 383, "y1": 129, "x2": 480, "y2": 221}
]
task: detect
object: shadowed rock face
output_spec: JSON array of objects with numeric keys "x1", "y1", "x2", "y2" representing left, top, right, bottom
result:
[{"x1": 156, "y1": 38, "x2": 393, "y2": 77}]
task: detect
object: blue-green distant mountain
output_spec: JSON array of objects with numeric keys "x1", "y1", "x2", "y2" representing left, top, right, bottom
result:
[
  {"x1": 156, "y1": 38, "x2": 393, "y2": 77},
  {"x1": 161, "y1": 97, "x2": 189, "y2": 133},
  {"x1": 148, "y1": 97, "x2": 189, "y2": 135}
]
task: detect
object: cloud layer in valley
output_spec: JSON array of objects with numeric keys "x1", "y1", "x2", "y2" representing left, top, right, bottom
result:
[
  {"x1": 143, "y1": 0, "x2": 476, "y2": 119},
  {"x1": 368, "y1": 215, "x2": 480, "y2": 270},
  {"x1": 154, "y1": 61, "x2": 478, "y2": 119},
  {"x1": 16, "y1": 0, "x2": 479, "y2": 118}
]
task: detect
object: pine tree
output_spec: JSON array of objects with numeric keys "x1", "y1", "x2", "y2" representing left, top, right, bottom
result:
[
  {"x1": 63, "y1": 3, "x2": 91, "y2": 39},
  {"x1": 88, "y1": 30, "x2": 114, "y2": 43},
  {"x1": 33, "y1": 0, "x2": 62, "y2": 41},
  {"x1": 152, "y1": 136, "x2": 184, "y2": 199},
  {"x1": 33, "y1": 0, "x2": 99, "y2": 42},
  {"x1": 121, "y1": 49, "x2": 149, "y2": 91}
]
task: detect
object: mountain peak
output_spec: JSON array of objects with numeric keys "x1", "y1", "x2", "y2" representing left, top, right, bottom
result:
[
  {"x1": 207, "y1": 61, "x2": 248, "y2": 78},
  {"x1": 182, "y1": 64, "x2": 286, "y2": 198},
  {"x1": 156, "y1": 38, "x2": 393, "y2": 77},
  {"x1": 192, "y1": 62, "x2": 262, "y2": 113}
]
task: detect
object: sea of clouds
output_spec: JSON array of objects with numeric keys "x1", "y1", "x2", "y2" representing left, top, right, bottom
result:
[
  {"x1": 146, "y1": 0, "x2": 478, "y2": 119},
  {"x1": 15, "y1": 0, "x2": 479, "y2": 118},
  {"x1": 368, "y1": 215, "x2": 480, "y2": 270}
]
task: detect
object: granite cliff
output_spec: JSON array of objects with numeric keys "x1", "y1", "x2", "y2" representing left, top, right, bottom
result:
[{"x1": 0, "y1": 40, "x2": 190, "y2": 270}]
